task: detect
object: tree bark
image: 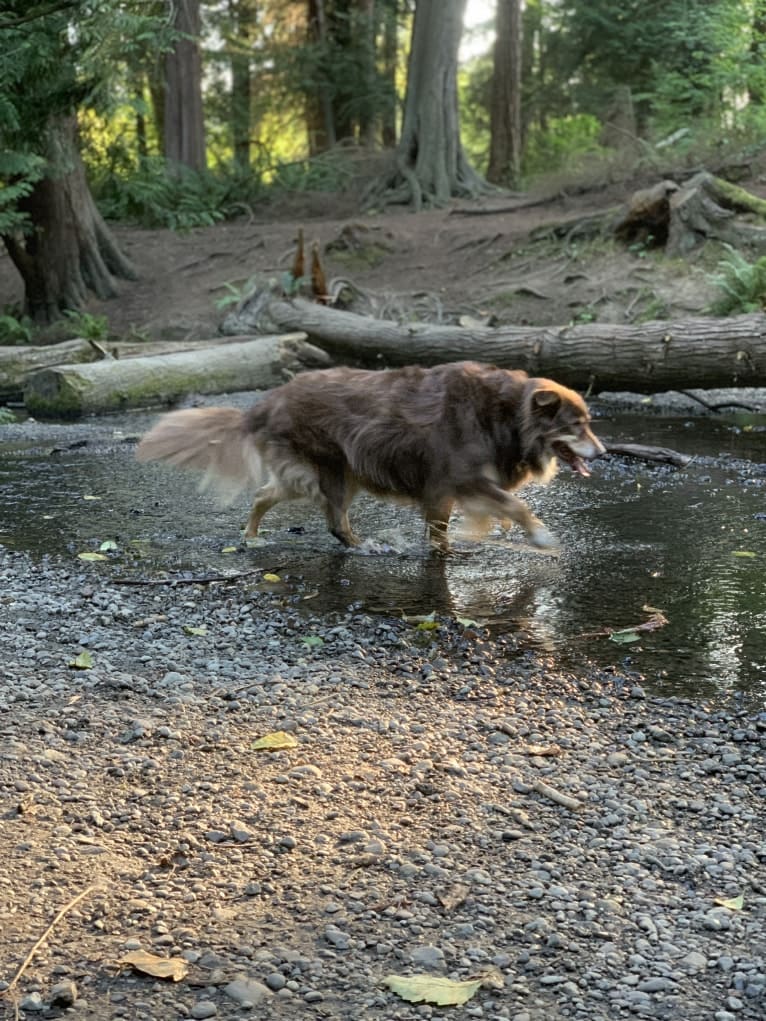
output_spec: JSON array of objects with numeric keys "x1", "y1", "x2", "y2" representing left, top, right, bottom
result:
[
  {"x1": 306, "y1": 0, "x2": 337, "y2": 153},
  {"x1": 229, "y1": 0, "x2": 254, "y2": 170},
  {"x1": 487, "y1": 0, "x2": 523, "y2": 187},
  {"x1": 164, "y1": 0, "x2": 207, "y2": 172},
  {"x1": 374, "y1": 0, "x2": 490, "y2": 208},
  {"x1": 229, "y1": 293, "x2": 766, "y2": 394},
  {"x1": 24, "y1": 334, "x2": 330, "y2": 418},
  {"x1": 380, "y1": 0, "x2": 398, "y2": 147},
  {"x1": 1, "y1": 116, "x2": 137, "y2": 324}
]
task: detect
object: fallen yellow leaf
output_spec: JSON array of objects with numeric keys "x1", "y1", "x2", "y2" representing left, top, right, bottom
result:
[
  {"x1": 382, "y1": 974, "x2": 485, "y2": 1006},
  {"x1": 118, "y1": 950, "x2": 188, "y2": 982},
  {"x1": 77, "y1": 552, "x2": 107, "y2": 562},
  {"x1": 262, "y1": 572, "x2": 281, "y2": 582},
  {"x1": 253, "y1": 730, "x2": 298, "y2": 751},
  {"x1": 714, "y1": 893, "x2": 744, "y2": 911}
]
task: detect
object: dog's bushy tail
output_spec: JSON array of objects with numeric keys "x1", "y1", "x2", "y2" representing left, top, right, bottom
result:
[{"x1": 136, "y1": 407, "x2": 265, "y2": 500}]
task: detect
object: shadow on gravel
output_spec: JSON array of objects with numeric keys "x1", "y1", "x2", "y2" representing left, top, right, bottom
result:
[{"x1": 1, "y1": 409, "x2": 764, "y2": 702}]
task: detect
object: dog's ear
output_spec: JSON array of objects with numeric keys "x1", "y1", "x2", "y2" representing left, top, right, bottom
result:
[{"x1": 532, "y1": 388, "x2": 561, "y2": 412}]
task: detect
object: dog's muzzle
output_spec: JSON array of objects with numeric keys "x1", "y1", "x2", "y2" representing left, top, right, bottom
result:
[{"x1": 554, "y1": 434, "x2": 605, "y2": 477}]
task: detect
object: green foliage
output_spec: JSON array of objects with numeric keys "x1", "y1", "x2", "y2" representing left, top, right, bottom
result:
[
  {"x1": 63, "y1": 309, "x2": 109, "y2": 340},
  {"x1": 269, "y1": 148, "x2": 359, "y2": 193},
  {"x1": 561, "y1": 0, "x2": 757, "y2": 135},
  {"x1": 0, "y1": 313, "x2": 34, "y2": 345},
  {"x1": 708, "y1": 246, "x2": 766, "y2": 315},
  {"x1": 214, "y1": 276, "x2": 259, "y2": 311},
  {"x1": 523, "y1": 114, "x2": 605, "y2": 179},
  {"x1": 91, "y1": 157, "x2": 261, "y2": 229},
  {"x1": 0, "y1": 406, "x2": 17, "y2": 424}
]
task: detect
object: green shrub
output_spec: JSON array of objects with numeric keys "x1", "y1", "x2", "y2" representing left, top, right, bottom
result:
[
  {"x1": 91, "y1": 157, "x2": 264, "y2": 229},
  {"x1": 708, "y1": 245, "x2": 766, "y2": 315}
]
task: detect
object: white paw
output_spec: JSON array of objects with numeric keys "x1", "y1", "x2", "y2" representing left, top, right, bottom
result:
[{"x1": 528, "y1": 525, "x2": 559, "y2": 550}]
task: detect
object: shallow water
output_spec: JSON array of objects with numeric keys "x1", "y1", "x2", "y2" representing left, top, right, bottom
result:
[{"x1": 1, "y1": 410, "x2": 764, "y2": 702}]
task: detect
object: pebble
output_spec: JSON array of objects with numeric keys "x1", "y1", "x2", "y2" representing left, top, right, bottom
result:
[
  {"x1": 224, "y1": 977, "x2": 272, "y2": 1006},
  {"x1": 190, "y1": 1001, "x2": 217, "y2": 1018}
]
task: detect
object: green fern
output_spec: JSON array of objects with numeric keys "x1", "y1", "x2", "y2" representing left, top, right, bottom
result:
[
  {"x1": 708, "y1": 245, "x2": 766, "y2": 315},
  {"x1": 0, "y1": 313, "x2": 33, "y2": 345}
]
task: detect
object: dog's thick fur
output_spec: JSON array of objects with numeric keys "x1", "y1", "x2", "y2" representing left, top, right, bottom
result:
[{"x1": 136, "y1": 361, "x2": 604, "y2": 551}]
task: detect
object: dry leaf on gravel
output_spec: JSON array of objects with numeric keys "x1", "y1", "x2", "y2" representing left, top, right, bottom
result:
[
  {"x1": 524, "y1": 743, "x2": 562, "y2": 756},
  {"x1": 714, "y1": 893, "x2": 744, "y2": 910},
  {"x1": 253, "y1": 730, "x2": 298, "y2": 751},
  {"x1": 118, "y1": 950, "x2": 188, "y2": 982},
  {"x1": 382, "y1": 968, "x2": 503, "y2": 1006}
]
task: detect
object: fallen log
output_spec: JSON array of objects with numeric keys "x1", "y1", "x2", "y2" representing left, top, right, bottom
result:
[
  {"x1": 0, "y1": 334, "x2": 282, "y2": 403},
  {"x1": 230, "y1": 292, "x2": 766, "y2": 394},
  {"x1": 0, "y1": 338, "x2": 98, "y2": 402},
  {"x1": 24, "y1": 333, "x2": 328, "y2": 418}
]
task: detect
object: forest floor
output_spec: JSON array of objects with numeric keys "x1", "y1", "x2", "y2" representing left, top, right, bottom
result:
[{"x1": 0, "y1": 176, "x2": 728, "y2": 345}]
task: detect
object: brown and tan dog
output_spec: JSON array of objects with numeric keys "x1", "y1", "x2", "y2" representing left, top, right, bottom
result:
[{"x1": 136, "y1": 361, "x2": 604, "y2": 551}]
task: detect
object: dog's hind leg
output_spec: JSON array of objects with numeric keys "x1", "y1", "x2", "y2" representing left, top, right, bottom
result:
[
  {"x1": 317, "y1": 465, "x2": 361, "y2": 547},
  {"x1": 423, "y1": 497, "x2": 455, "y2": 553},
  {"x1": 244, "y1": 484, "x2": 284, "y2": 538}
]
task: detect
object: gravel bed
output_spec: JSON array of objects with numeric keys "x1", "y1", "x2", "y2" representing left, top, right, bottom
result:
[{"x1": 0, "y1": 546, "x2": 764, "y2": 1021}]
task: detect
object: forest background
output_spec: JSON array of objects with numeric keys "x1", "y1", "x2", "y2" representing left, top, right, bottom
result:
[{"x1": 3, "y1": 0, "x2": 766, "y2": 339}]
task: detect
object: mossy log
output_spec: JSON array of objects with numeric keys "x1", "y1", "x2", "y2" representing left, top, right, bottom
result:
[
  {"x1": 24, "y1": 333, "x2": 328, "y2": 419},
  {"x1": 0, "y1": 338, "x2": 98, "y2": 402},
  {"x1": 0, "y1": 334, "x2": 287, "y2": 403},
  {"x1": 238, "y1": 293, "x2": 766, "y2": 394}
]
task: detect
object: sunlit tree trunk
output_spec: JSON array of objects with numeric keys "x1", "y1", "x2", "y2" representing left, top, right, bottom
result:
[
  {"x1": 164, "y1": 0, "x2": 206, "y2": 172},
  {"x1": 229, "y1": 0, "x2": 255, "y2": 168},
  {"x1": 387, "y1": 0, "x2": 488, "y2": 207},
  {"x1": 306, "y1": 0, "x2": 337, "y2": 153},
  {"x1": 2, "y1": 116, "x2": 136, "y2": 324},
  {"x1": 487, "y1": 0, "x2": 522, "y2": 186}
]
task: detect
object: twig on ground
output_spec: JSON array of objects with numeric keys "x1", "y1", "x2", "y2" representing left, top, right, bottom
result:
[
  {"x1": 531, "y1": 778, "x2": 584, "y2": 811},
  {"x1": 677, "y1": 389, "x2": 760, "y2": 413},
  {"x1": 114, "y1": 568, "x2": 266, "y2": 587},
  {"x1": 2, "y1": 884, "x2": 100, "y2": 1010},
  {"x1": 605, "y1": 442, "x2": 692, "y2": 468}
]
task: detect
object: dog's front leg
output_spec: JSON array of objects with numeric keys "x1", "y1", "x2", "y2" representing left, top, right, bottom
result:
[
  {"x1": 463, "y1": 482, "x2": 558, "y2": 550},
  {"x1": 423, "y1": 497, "x2": 455, "y2": 553}
]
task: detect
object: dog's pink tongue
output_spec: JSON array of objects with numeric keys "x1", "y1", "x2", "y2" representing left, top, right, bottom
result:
[{"x1": 572, "y1": 457, "x2": 590, "y2": 477}]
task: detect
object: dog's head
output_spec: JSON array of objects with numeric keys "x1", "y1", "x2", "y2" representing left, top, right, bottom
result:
[{"x1": 527, "y1": 379, "x2": 605, "y2": 477}]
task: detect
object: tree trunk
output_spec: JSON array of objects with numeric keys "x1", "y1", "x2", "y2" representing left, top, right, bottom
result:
[
  {"x1": 749, "y1": 1, "x2": 766, "y2": 105},
  {"x1": 24, "y1": 334, "x2": 330, "y2": 419},
  {"x1": 164, "y1": 0, "x2": 207, "y2": 172},
  {"x1": 229, "y1": 0, "x2": 254, "y2": 170},
  {"x1": 306, "y1": 0, "x2": 337, "y2": 153},
  {"x1": 376, "y1": 0, "x2": 490, "y2": 208},
  {"x1": 1, "y1": 116, "x2": 137, "y2": 325},
  {"x1": 380, "y1": 0, "x2": 398, "y2": 147},
  {"x1": 358, "y1": 0, "x2": 377, "y2": 147},
  {"x1": 487, "y1": 0, "x2": 523, "y2": 187},
  {"x1": 229, "y1": 293, "x2": 766, "y2": 394}
]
